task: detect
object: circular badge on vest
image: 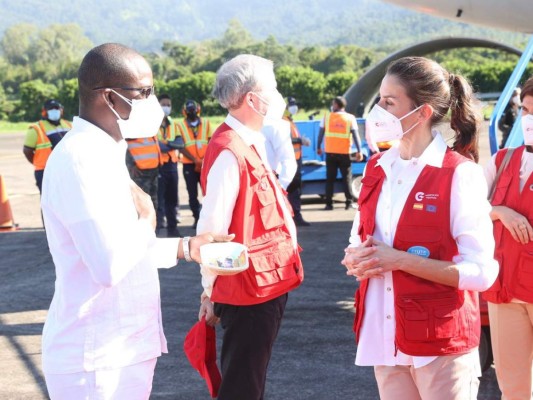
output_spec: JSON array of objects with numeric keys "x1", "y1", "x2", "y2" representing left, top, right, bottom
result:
[
  {"x1": 407, "y1": 246, "x2": 430, "y2": 258},
  {"x1": 530, "y1": 184, "x2": 533, "y2": 191}
]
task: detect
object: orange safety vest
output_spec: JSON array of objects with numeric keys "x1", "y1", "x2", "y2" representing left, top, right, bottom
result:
[
  {"x1": 29, "y1": 120, "x2": 72, "y2": 171},
  {"x1": 175, "y1": 118, "x2": 211, "y2": 163},
  {"x1": 126, "y1": 136, "x2": 161, "y2": 170},
  {"x1": 324, "y1": 112, "x2": 352, "y2": 154},
  {"x1": 157, "y1": 119, "x2": 178, "y2": 164},
  {"x1": 286, "y1": 117, "x2": 302, "y2": 161},
  {"x1": 201, "y1": 123, "x2": 303, "y2": 306}
]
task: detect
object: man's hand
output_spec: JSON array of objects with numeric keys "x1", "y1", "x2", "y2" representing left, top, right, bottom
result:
[
  {"x1": 199, "y1": 296, "x2": 219, "y2": 326},
  {"x1": 353, "y1": 152, "x2": 364, "y2": 162},
  {"x1": 317, "y1": 148, "x2": 323, "y2": 156},
  {"x1": 187, "y1": 233, "x2": 235, "y2": 263},
  {"x1": 130, "y1": 180, "x2": 156, "y2": 230},
  {"x1": 194, "y1": 158, "x2": 203, "y2": 173}
]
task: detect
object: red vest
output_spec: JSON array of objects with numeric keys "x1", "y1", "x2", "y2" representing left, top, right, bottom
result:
[
  {"x1": 201, "y1": 123, "x2": 304, "y2": 306},
  {"x1": 483, "y1": 146, "x2": 533, "y2": 303},
  {"x1": 354, "y1": 149, "x2": 480, "y2": 356}
]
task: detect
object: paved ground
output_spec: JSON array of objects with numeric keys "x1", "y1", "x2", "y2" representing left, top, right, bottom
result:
[{"x1": 0, "y1": 126, "x2": 503, "y2": 399}]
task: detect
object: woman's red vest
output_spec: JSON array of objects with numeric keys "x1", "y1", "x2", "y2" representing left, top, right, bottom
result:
[
  {"x1": 483, "y1": 146, "x2": 533, "y2": 303},
  {"x1": 354, "y1": 149, "x2": 480, "y2": 356}
]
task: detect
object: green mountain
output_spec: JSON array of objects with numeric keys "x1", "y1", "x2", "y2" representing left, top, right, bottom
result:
[{"x1": 0, "y1": 0, "x2": 528, "y2": 51}]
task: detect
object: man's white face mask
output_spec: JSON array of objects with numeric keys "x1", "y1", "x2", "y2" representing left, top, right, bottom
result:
[
  {"x1": 161, "y1": 105, "x2": 172, "y2": 117},
  {"x1": 365, "y1": 104, "x2": 422, "y2": 144},
  {"x1": 47, "y1": 109, "x2": 61, "y2": 122},
  {"x1": 107, "y1": 90, "x2": 164, "y2": 139},
  {"x1": 251, "y1": 90, "x2": 287, "y2": 122}
]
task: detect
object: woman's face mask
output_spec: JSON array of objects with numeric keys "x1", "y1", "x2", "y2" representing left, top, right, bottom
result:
[
  {"x1": 522, "y1": 114, "x2": 533, "y2": 145},
  {"x1": 107, "y1": 90, "x2": 164, "y2": 139},
  {"x1": 365, "y1": 104, "x2": 422, "y2": 144}
]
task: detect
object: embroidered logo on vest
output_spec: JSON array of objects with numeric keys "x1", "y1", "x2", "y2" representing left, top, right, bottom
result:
[{"x1": 407, "y1": 246, "x2": 430, "y2": 258}]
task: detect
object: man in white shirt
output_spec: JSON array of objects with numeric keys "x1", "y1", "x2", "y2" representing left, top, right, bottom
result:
[
  {"x1": 41, "y1": 43, "x2": 232, "y2": 400},
  {"x1": 196, "y1": 54, "x2": 304, "y2": 400},
  {"x1": 262, "y1": 118, "x2": 298, "y2": 190}
]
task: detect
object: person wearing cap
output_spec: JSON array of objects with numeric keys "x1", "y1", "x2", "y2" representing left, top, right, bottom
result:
[
  {"x1": 156, "y1": 94, "x2": 182, "y2": 237},
  {"x1": 40, "y1": 43, "x2": 233, "y2": 399},
  {"x1": 125, "y1": 134, "x2": 161, "y2": 213},
  {"x1": 197, "y1": 54, "x2": 304, "y2": 400},
  {"x1": 22, "y1": 99, "x2": 72, "y2": 194},
  {"x1": 284, "y1": 96, "x2": 311, "y2": 226},
  {"x1": 175, "y1": 99, "x2": 213, "y2": 229},
  {"x1": 316, "y1": 96, "x2": 363, "y2": 210}
]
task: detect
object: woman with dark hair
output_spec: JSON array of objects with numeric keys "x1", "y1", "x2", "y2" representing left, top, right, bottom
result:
[
  {"x1": 483, "y1": 76, "x2": 533, "y2": 399},
  {"x1": 342, "y1": 56, "x2": 498, "y2": 399}
]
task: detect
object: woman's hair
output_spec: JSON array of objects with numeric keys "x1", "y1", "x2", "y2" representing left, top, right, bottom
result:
[
  {"x1": 387, "y1": 57, "x2": 480, "y2": 162},
  {"x1": 521, "y1": 76, "x2": 533, "y2": 102}
]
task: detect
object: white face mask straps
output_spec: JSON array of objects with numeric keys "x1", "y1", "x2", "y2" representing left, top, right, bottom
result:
[{"x1": 106, "y1": 89, "x2": 133, "y2": 120}]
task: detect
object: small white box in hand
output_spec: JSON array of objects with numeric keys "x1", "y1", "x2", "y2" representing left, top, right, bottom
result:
[{"x1": 200, "y1": 242, "x2": 249, "y2": 276}]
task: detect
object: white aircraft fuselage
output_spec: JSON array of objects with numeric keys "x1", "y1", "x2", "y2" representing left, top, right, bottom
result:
[{"x1": 382, "y1": 0, "x2": 532, "y2": 33}]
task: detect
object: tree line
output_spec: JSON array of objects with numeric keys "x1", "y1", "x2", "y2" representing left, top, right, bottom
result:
[{"x1": 0, "y1": 21, "x2": 530, "y2": 122}]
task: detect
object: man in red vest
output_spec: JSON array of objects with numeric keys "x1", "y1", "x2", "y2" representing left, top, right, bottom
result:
[{"x1": 197, "y1": 54, "x2": 304, "y2": 400}]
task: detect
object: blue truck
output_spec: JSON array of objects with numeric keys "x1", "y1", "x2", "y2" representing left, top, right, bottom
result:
[{"x1": 294, "y1": 119, "x2": 371, "y2": 199}]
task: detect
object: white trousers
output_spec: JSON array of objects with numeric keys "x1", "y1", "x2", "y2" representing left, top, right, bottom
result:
[{"x1": 45, "y1": 358, "x2": 157, "y2": 400}]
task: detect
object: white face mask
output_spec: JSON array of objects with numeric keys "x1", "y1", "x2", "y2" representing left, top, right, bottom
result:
[
  {"x1": 365, "y1": 104, "x2": 422, "y2": 143},
  {"x1": 108, "y1": 91, "x2": 164, "y2": 139},
  {"x1": 288, "y1": 105, "x2": 298, "y2": 116},
  {"x1": 252, "y1": 91, "x2": 287, "y2": 122},
  {"x1": 161, "y1": 105, "x2": 171, "y2": 116},
  {"x1": 522, "y1": 114, "x2": 533, "y2": 145},
  {"x1": 47, "y1": 109, "x2": 61, "y2": 122}
]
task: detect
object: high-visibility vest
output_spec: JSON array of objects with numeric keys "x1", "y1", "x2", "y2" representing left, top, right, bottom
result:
[
  {"x1": 126, "y1": 136, "x2": 161, "y2": 170},
  {"x1": 175, "y1": 118, "x2": 211, "y2": 163},
  {"x1": 157, "y1": 118, "x2": 178, "y2": 164},
  {"x1": 201, "y1": 123, "x2": 303, "y2": 306},
  {"x1": 324, "y1": 112, "x2": 352, "y2": 154},
  {"x1": 286, "y1": 117, "x2": 302, "y2": 161},
  {"x1": 29, "y1": 119, "x2": 72, "y2": 171}
]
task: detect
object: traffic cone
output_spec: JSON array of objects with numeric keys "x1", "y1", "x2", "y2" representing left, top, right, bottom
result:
[{"x1": 0, "y1": 174, "x2": 18, "y2": 232}]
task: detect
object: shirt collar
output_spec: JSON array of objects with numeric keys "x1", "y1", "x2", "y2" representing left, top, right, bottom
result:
[
  {"x1": 225, "y1": 114, "x2": 266, "y2": 148},
  {"x1": 377, "y1": 130, "x2": 447, "y2": 170},
  {"x1": 72, "y1": 116, "x2": 128, "y2": 155}
]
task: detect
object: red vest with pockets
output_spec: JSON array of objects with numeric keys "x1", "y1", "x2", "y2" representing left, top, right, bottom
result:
[
  {"x1": 201, "y1": 123, "x2": 303, "y2": 306},
  {"x1": 354, "y1": 149, "x2": 480, "y2": 356},
  {"x1": 483, "y1": 146, "x2": 533, "y2": 303}
]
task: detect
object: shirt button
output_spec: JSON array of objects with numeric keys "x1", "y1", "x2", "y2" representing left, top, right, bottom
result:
[
  {"x1": 397, "y1": 179, "x2": 402, "y2": 184},
  {"x1": 385, "y1": 232, "x2": 389, "y2": 236},
  {"x1": 413, "y1": 161, "x2": 418, "y2": 166},
  {"x1": 386, "y1": 315, "x2": 392, "y2": 319},
  {"x1": 386, "y1": 287, "x2": 392, "y2": 292}
]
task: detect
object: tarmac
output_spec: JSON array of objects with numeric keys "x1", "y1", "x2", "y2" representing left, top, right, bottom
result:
[{"x1": 0, "y1": 124, "x2": 503, "y2": 399}]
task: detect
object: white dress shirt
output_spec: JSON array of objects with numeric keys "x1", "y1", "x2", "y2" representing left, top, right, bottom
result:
[
  {"x1": 262, "y1": 119, "x2": 297, "y2": 189},
  {"x1": 348, "y1": 132, "x2": 498, "y2": 369},
  {"x1": 484, "y1": 147, "x2": 533, "y2": 193},
  {"x1": 41, "y1": 117, "x2": 180, "y2": 374},
  {"x1": 197, "y1": 114, "x2": 298, "y2": 297}
]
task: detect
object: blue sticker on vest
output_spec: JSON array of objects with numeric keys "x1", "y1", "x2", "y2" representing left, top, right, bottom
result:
[{"x1": 407, "y1": 246, "x2": 430, "y2": 258}]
